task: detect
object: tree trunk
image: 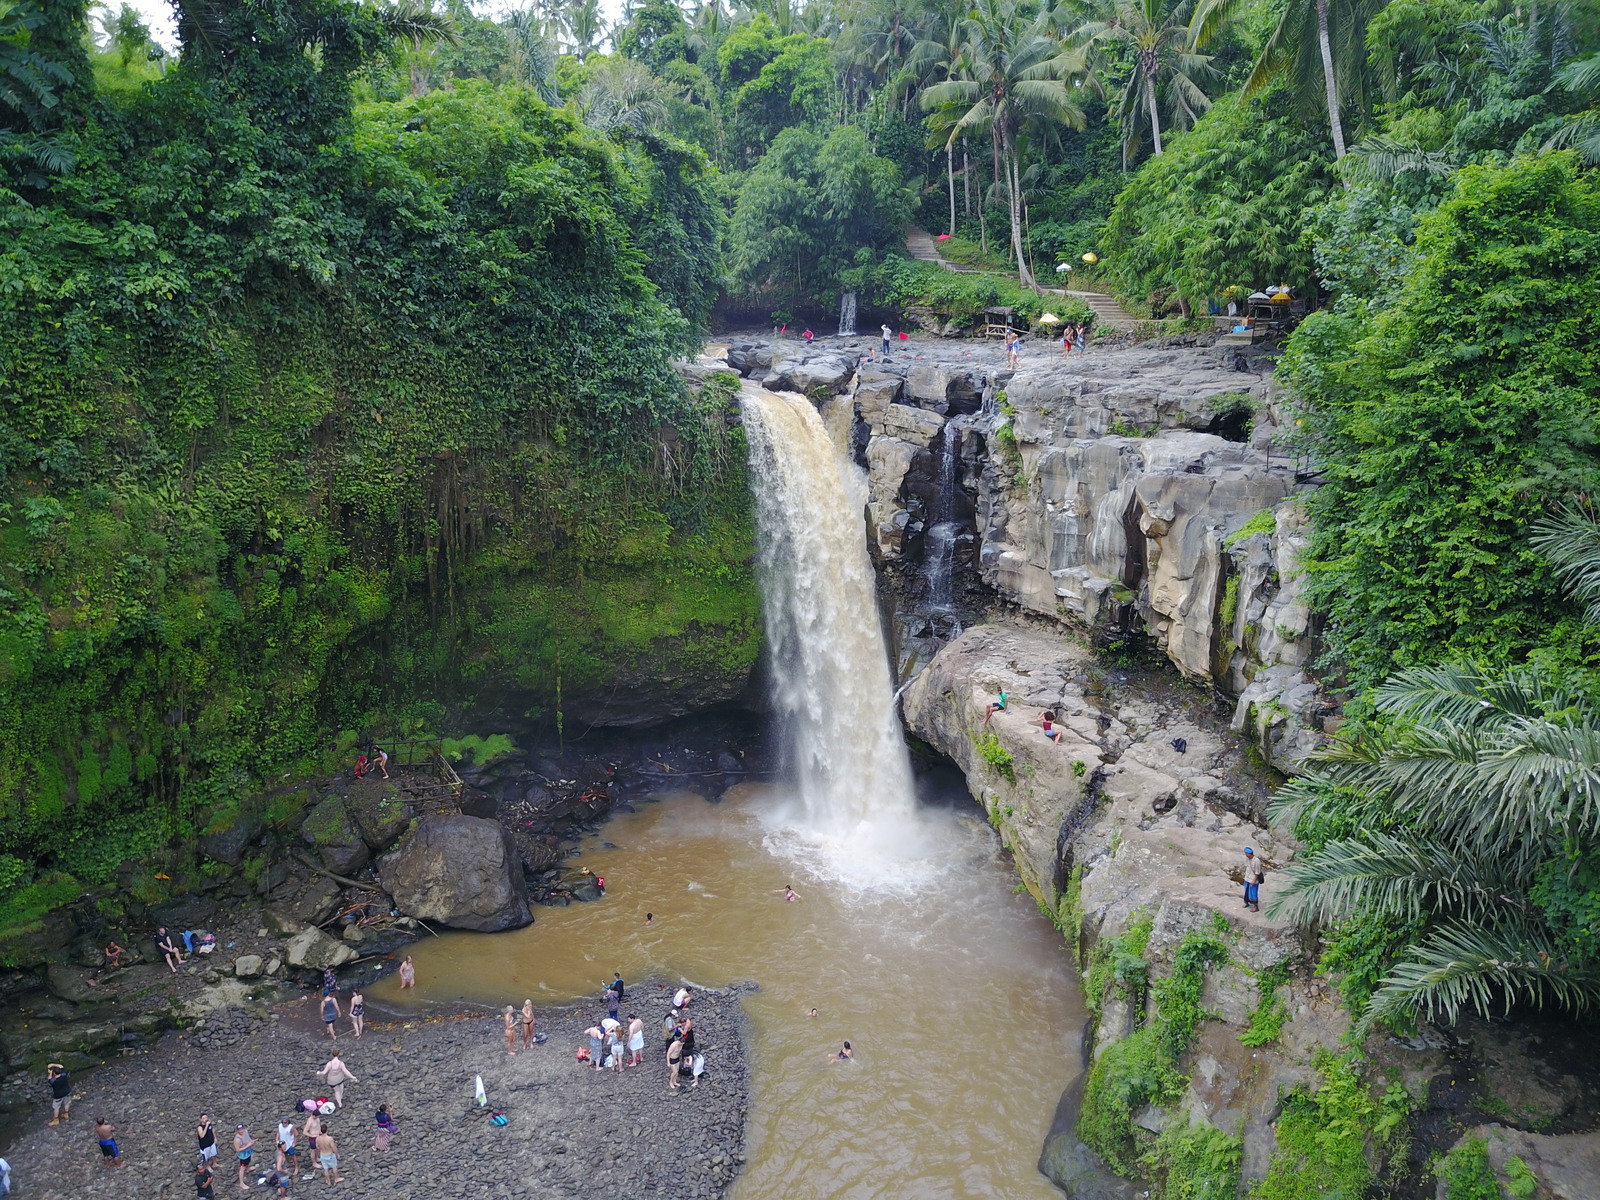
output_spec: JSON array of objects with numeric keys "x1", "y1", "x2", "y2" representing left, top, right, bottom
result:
[
  {"x1": 1145, "y1": 71, "x2": 1163, "y2": 156},
  {"x1": 1005, "y1": 137, "x2": 1035, "y2": 290},
  {"x1": 1316, "y1": 0, "x2": 1349, "y2": 166},
  {"x1": 946, "y1": 139, "x2": 956, "y2": 238},
  {"x1": 963, "y1": 144, "x2": 972, "y2": 218}
]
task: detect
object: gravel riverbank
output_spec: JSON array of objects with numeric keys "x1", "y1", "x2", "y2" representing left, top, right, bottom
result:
[{"x1": 5, "y1": 983, "x2": 750, "y2": 1200}]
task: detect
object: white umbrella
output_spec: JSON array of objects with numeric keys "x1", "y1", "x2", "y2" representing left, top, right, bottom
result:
[{"x1": 474, "y1": 1075, "x2": 488, "y2": 1107}]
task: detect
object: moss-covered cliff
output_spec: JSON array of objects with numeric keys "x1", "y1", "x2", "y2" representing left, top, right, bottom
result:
[{"x1": 0, "y1": 33, "x2": 756, "y2": 928}]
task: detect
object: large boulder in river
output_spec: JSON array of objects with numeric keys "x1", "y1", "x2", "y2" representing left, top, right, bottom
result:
[
  {"x1": 284, "y1": 925, "x2": 359, "y2": 970},
  {"x1": 299, "y1": 797, "x2": 370, "y2": 875},
  {"x1": 378, "y1": 814, "x2": 532, "y2": 932}
]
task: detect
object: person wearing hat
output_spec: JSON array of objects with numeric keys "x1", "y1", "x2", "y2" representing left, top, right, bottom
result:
[{"x1": 1243, "y1": 848, "x2": 1264, "y2": 912}]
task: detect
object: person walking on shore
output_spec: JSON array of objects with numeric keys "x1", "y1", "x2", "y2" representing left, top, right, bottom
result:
[
  {"x1": 95, "y1": 1117, "x2": 125, "y2": 1171},
  {"x1": 316, "y1": 1054, "x2": 357, "y2": 1108},
  {"x1": 348, "y1": 990, "x2": 365, "y2": 1040},
  {"x1": 320, "y1": 992, "x2": 341, "y2": 1041},
  {"x1": 503, "y1": 1006, "x2": 518, "y2": 1056},
  {"x1": 196, "y1": 1114, "x2": 217, "y2": 1165},
  {"x1": 398, "y1": 956, "x2": 415, "y2": 989},
  {"x1": 667, "y1": 1034, "x2": 685, "y2": 1091},
  {"x1": 45, "y1": 1063, "x2": 71, "y2": 1125},
  {"x1": 315, "y1": 1127, "x2": 345, "y2": 1186},
  {"x1": 274, "y1": 1117, "x2": 296, "y2": 1172},
  {"x1": 627, "y1": 1014, "x2": 645, "y2": 1067},
  {"x1": 233, "y1": 1125, "x2": 253, "y2": 1191},
  {"x1": 520, "y1": 1000, "x2": 535, "y2": 1050},
  {"x1": 1243, "y1": 847, "x2": 1264, "y2": 912}
]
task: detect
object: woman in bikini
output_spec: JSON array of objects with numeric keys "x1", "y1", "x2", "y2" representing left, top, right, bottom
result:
[
  {"x1": 520, "y1": 1000, "x2": 535, "y2": 1049},
  {"x1": 503, "y1": 1006, "x2": 518, "y2": 1056},
  {"x1": 348, "y1": 990, "x2": 365, "y2": 1040}
]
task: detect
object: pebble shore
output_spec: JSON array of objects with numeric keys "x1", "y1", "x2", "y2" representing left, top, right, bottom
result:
[{"x1": 7, "y1": 982, "x2": 750, "y2": 1200}]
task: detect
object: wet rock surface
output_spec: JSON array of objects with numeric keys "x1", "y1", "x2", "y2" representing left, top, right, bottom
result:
[{"x1": 5, "y1": 984, "x2": 750, "y2": 1200}]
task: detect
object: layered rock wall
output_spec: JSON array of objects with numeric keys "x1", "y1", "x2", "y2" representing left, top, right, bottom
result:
[{"x1": 721, "y1": 335, "x2": 1329, "y2": 770}]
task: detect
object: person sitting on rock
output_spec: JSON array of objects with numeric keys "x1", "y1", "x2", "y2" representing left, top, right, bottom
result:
[
  {"x1": 1040, "y1": 711, "x2": 1065, "y2": 744},
  {"x1": 983, "y1": 690, "x2": 1009, "y2": 725},
  {"x1": 155, "y1": 927, "x2": 182, "y2": 972}
]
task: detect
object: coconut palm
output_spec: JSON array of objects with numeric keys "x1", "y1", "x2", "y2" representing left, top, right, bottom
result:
[
  {"x1": 921, "y1": 0, "x2": 1085, "y2": 289},
  {"x1": 579, "y1": 57, "x2": 668, "y2": 133},
  {"x1": 1067, "y1": 0, "x2": 1214, "y2": 161},
  {"x1": 1268, "y1": 505, "x2": 1600, "y2": 1032},
  {"x1": 559, "y1": 0, "x2": 605, "y2": 61},
  {"x1": 1191, "y1": 0, "x2": 1386, "y2": 162},
  {"x1": 503, "y1": 7, "x2": 560, "y2": 102}
]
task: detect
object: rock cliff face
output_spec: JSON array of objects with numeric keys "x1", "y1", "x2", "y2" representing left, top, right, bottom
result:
[
  {"x1": 721, "y1": 335, "x2": 1329, "y2": 772},
  {"x1": 901, "y1": 623, "x2": 1350, "y2": 1192}
]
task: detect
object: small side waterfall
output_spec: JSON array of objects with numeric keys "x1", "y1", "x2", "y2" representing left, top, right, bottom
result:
[
  {"x1": 838, "y1": 291, "x2": 857, "y2": 337},
  {"x1": 739, "y1": 382, "x2": 916, "y2": 841},
  {"x1": 921, "y1": 416, "x2": 971, "y2": 615}
]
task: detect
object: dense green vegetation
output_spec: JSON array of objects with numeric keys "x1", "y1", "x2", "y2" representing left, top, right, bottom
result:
[{"x1": 0, "y1": 0, "x2": 753, "y2": 934}]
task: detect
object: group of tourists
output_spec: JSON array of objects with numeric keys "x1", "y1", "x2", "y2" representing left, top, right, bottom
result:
[
  {"x1": 45, "y1": 967, "x2": 401, "y2": 1195},
  {"x1": 569, "y1": 977, "x2": 707, "y2": 1092},
  {"x1": 1002, "y1": 321, "x2": 1090, "y2": 370}
]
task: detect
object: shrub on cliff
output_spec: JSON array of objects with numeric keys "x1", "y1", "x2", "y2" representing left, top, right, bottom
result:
[{"x1": 1284, "y1": 153, "x2": 1600, "y2": 686}]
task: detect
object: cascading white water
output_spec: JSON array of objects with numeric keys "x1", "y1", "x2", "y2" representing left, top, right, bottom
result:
[
  {"x1": 739, "y1": 382, "x2": 918, "y2": 859},
  {"x1": 837, "y1": 291, "x2": 857, "y2": 336}
]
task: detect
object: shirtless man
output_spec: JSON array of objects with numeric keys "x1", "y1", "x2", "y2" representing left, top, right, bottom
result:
[{"x1": 315, "y1": 1126, "x2": 345, "y2": 1186}]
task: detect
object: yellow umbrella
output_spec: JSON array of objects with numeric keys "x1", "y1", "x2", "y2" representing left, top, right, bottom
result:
[{"x1": 1038, "y1": 312, "x2": 1061, "y2": 324}]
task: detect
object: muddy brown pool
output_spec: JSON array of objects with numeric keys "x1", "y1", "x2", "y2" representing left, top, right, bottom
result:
[{"x1": 368, "y1": 786, "x2": 1086, "y2": 1199}]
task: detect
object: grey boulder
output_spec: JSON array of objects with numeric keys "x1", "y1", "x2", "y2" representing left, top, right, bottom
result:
[
  {"x1": 284, "y1": 926, "x2": 359, "y2": 970},
  {"x1": 378, "y1": 814, "x2": 532, "y2": 932}
]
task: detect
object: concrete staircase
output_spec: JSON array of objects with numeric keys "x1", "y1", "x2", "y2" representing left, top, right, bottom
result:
[{"x1": 905, "y1": 227, "x2": 978, "y2": 272}]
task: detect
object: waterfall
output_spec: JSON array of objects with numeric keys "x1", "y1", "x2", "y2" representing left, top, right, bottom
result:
[
  {"x1": 739, "y1": 383, "x2": 916, "y2": 843},
  {"x1": 922, "y1": 416, "x2": 972, "y2": 615},
  {"x1": 838, "y1": 291, "x2": 857, "y2": 337}
]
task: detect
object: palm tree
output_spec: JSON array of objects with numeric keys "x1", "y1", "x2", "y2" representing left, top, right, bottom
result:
[
  {"x1": 1191, "y1": 0, "x2": 1384, "y2": 163},
  {"x1": 1069, "y1": 0, "x2": 1214, "y2": 160},
  {"x1": 921, "y1": 0, "x2": 1085, "y2": 289},
  {"x1": 579, "y1": 57, "x2": 668, "y2": 133},
  {"x1": 504, "y1": 7, "x2": 560, "y2": 102},
  {"x1": 560, "y1": 0, "x2": 605, "y2": 61},
  {"x1": 1268, "y1": 505, "x2": 1600, "y2": 1032}
]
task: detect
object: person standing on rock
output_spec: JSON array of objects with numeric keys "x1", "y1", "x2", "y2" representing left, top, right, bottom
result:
[
  {"x1": 374, "y1": 746, "x2": 390, "y2": 779},
  {"x1": 321, "y1": 991, "x2": 342, "y2": 1040},
  {"x1": 234, "y1": 1124, "x2": 253, "y2": 1191},
  {"x1": 398, "y1": 956, "x2": 415, "y2": 989},
  {"x1": 95, "y1": 1116, "x2": 125, "y2": 1171},
  {"x1": 195, "y1": 1155, "x2": 216, "y2": 1200},
  {"x1": 321, "y1": 967, "x2": 336, "y2": 996},
  {"x1": 585, "y1": 1024, "x2": 604, "y2": 1071},
  {"x1": 373, "y1": 1104, "x2": 396, "y2": 1152},
  {"x1": 503, "y1": 1006, "x2": 518, "y2": 1056},
  {"x1": 314, "y1": 1126, "x2": 344, "y2": 1186},
  {"x1": 197, "y1": 1114, "x2": 218, "y2": 1165},
  {"x1": 667, "y1": 1034, "x2": 685, "y2": 1091},
  {"x1": 300, "y1": 1109, "x2": 321, "y2": 1168},
  {"x1": 348, "y1": 989, "x2": 365, "y2": 1039},
  {"x1": 881, "y1": 324, "x2": 892, "y2": 358},
  {"x1": 45, "y1": 1063, "x2": 71, "y2": 1125},
  {"x1": 605, "y1": 986, "x2": 620, "y2": 1022},
  {"x1": 274, "y1": 1117, "x2": 297, "y2": 1172},
  {"x1": 610, "y1": 971, "x2": 625, "y2": 1000},
  {"x1": 316, "y1": 1054, "x2": 357, "y2": 1108},
  {"x1": 521, "y1": 1000, "x2": 535, "y2": 1049},
  {"x1": 1243, "y1": 848, "x2": 1264, "y2": 913},
  {"x1": 627, "y1": 1014, "x2": 645, "y2": 1066}
]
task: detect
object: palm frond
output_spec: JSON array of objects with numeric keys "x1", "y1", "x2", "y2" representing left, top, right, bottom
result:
[
  {"x1": 1266, "y1": 831, "x2": 1532, "y2": 927},
  {"x1": 1359, "y1": 917, "x2": 1600, "y2": 1033},
  {"x1": 1340, "y1": 136, "x2": 1458, "y2": 184},
  {"x1": 1532, "y1": 505, "x2": 1600, "y2": 624}
]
